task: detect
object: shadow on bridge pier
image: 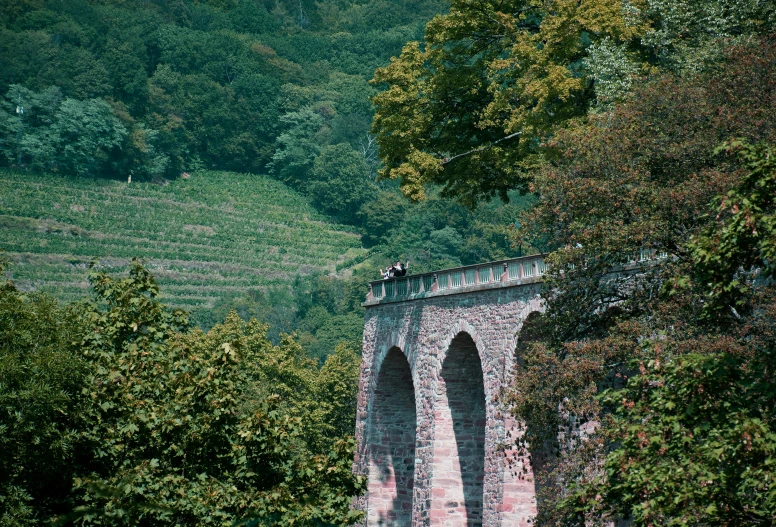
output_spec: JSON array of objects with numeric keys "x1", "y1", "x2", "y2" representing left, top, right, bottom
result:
[
  {"x1": 368, "y1": 347, "x2": 417, "y2": 527},
  {"x1": 430, "y1": 332, "x2": 486, "y2": 527}
]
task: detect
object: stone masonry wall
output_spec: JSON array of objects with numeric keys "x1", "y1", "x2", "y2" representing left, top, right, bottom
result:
[
  {"x1": 367, "y1": 347, "x2": 417, "y2": 526},
  {"x1": 429, "y1": 332, "x2": 486, "y2": 526},
  {"x1": 355, "y1": 282, "x2": 545, "y2": 527}
]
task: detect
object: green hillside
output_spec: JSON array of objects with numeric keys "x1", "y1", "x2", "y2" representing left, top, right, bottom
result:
[{"x1": 0, "y1": 169, "x2": 365, "y2": 311}]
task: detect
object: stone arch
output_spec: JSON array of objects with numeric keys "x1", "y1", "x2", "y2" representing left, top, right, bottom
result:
[
  {"x1": 513, "y1": 311, "x2": 543, "y2": 365},
  {"x1": 430, "y1": 331, "x2": 486, "y2": 527},
  {"x1": 367, "y1": 346, "x2": 417, "y2": 527},
  {"x1": 438, "y1": 320, "x2": 485, "y2": 372},
  {"x1": 512, "y1": 297, "x2": 545, "y2": 340},
  {"x1": 506, "y1": 297, "x2": 546, "y2": 382}
]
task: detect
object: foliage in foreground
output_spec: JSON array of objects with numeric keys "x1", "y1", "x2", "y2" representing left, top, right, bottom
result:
[
  {"x1": 506, "y1": 37, "x2": 776, "y2": 526},
  {"x1": 573, "y1": 300, "x2": 776, "y2": 526},
  {"x1": 561, "y1": 140, "x2": 776, "y2": 526},
  {"x1": 0, "y1": 259, "x2": 363, "y2": 526},
  {"x1": 689, "y1": 140, "x2": 776, "y2": 318},
  {"x1": 0, "y1": 257, "x2": 87, "y2": 526}
]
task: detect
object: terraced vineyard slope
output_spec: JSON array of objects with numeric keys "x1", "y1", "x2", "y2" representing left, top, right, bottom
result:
[{"x1": 0, "y1": 170, "x2": 365, "y2": 311}]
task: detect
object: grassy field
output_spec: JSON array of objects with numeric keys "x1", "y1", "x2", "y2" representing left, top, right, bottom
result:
[{"x1": 0, "y1": 169, "x2": 365, "y2": 312}]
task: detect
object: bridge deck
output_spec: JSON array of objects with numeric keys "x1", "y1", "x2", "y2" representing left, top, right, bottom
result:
[{"x1": 364, "y1": 254, "x2": 549, "y2": 306}]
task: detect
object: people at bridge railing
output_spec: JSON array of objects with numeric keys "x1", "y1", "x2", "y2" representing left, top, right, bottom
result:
[
  {"x1": 379, "y1": 261, "x2": 409, "y2": 279},
  {"x1": 369, "y1": 251, "x2": 675, "y2": 301}
]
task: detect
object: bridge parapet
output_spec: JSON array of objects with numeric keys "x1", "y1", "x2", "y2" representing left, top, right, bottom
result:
[{"x1": 365, "y1": 253, "x2": 549, "y2": 305}]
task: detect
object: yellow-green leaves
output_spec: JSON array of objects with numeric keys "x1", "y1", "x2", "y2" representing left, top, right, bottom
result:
[{"x1": 371, "y1": 0, "x2": 649, "y2": 205}]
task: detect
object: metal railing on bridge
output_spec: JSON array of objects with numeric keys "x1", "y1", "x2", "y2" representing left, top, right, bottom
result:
[
  {"x1": 366, "y1": 254, "x2": 549, "y2": 302},
  {"x1": 365, "y1": 248, "x2": 669, "y2": 303}
]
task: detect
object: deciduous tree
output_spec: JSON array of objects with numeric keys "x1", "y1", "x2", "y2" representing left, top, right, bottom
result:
[
  {"x1": 370, "y1": 0, "x2": 776, "y2": 206},
  {"x1": 371, "y1": 0, "x2": 649, "y2": 205},
  {"x1": 505, "y1": 38, "x2": 776, "y2": 526}
]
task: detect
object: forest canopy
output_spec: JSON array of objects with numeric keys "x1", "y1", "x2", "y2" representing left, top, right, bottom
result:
[
  {"x1": 0, "y1": 258, "x2": 364, "y2": 526},
  {"x1": 0, "y1": 0, "x2": 444, "y2": 180},
  {"x1": 371, "y1": 0, "x2": 776, "y2": 205}
]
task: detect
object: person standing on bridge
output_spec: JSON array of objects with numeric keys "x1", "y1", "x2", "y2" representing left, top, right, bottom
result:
[
  {"x1": 391, "y1": 261, "x2": 408, "y2": 277},
  {"x1": 379, "y1": 261, "x2": 410, "y2": 279}
]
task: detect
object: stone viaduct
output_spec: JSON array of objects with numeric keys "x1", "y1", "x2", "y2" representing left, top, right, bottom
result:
[{"x1": 354, "y1": 254, "x2": 550, "y2": 527}]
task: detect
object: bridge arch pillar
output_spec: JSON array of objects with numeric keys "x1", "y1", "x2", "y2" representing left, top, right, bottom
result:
[
  {"x1": 366, "y1": 346, "x2": 417, "y2": 526},
  {"x1": 355, "y1": 275, "x2": 545, "y2": 527},
  {"x1": 428, "y1": 329, "x2": 486, "y2": 526}
]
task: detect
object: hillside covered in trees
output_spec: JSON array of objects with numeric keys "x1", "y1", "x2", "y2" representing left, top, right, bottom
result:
[
  {"x1": 0, "y1": 0, "x2": 449, "y2": 227},
  {"x1": 0, "y1": 0, "x2": 442, "y2": 180},
  {"x1": 1, "y1": 0, "x2": 541, "y2": 364},
  {"x1": 0, "y1": 0, "x2": 536, "y2": 350}
]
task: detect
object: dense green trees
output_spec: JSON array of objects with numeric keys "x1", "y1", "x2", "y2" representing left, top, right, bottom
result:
[
  {"x1": 0, "y1": 85, "x2": 126, "y2": 176},
  {"x1": 572, "y1": 301, "x2": 776, "y2": 526},
  {"x1": 689, "y1": 140, "x2": 776, "y2": 318},
  {"x1": 502, "y1": 37, "x2": 776, "y2": 526},
  {"x1": 270, "y1": 108, "x2": 325, "y2": 188},
  {"x1": 0, "y1": 259, "x2": 363, "y2": 525},
  {"x1": 0, "y1": 0, "x2": 443, "y2": 181},
  {"x1": 309, "y1": 143, "x2": 376, "y2": 222},
  {"x1": 555, "y1": 140, "x2": 776, "y2": 526},
  {"x1": 356, "y1": 188, "x2": 533, "y2": 271},
  {"x1": 0, "y1": 258, "x2": 87, "y2": 525},
  {"x1": 371, "y1": 0, "x2": 776, "y2": 205}
]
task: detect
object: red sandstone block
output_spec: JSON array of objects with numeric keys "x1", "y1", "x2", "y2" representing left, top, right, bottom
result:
[
  {"x1": 430, "y1": 475, "x2": 453, "y2": 487},
  {"x1": 429, "y1": 510, "x2": 448, "y2": 521}
]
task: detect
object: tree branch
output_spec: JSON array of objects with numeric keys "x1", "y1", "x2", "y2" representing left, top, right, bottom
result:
[{"x1": 441, "y1": 131, "x2": 521, "y2": 165}]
